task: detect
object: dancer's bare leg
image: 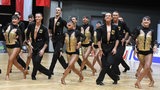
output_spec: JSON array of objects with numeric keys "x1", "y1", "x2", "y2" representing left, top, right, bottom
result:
[
  {"x1": 61, "y1": 54, "x2": 78, "y2": 84},
  {"x1": 135, "y1": 54, "x2": 153, "y2": 89},
  {"x1": 80, "y1": 46, "x2": 96, "y2": 75}
]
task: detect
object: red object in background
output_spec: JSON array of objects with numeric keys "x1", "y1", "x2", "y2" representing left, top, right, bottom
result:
[
  {"x1": 36, "y1": 0, "x2": 50, "y2": 7},
  {"x1": 15, "y1": 0, "x2": 33, "y2": 21},
  {"x1": 123, "y1": 50, "x2": 128, "y2": 60},
  {"x1": 16, "y1": 0, "x2": 24, "y2": 20},
  {"x1": 0, "y1": 0, "x2": 11, "y2": 5}
]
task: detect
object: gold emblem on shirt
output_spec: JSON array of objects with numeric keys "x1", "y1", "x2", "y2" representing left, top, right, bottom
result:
[
  {"x1": 56, "y1": 22, "x2": 60, "y2": 26},
  {"x1": 111, "y1": 30, "x2": 115, "y2": 35},
  {"x1": 39, "y1": 29, "x2": 43, "y2": 33},
  {"x1": 118, "y1": 26, "x2": 121, "y2": 31}
]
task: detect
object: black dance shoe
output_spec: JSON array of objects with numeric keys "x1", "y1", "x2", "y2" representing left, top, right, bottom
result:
[
  {"x1": 113, "y1": 80, "x2": 118, "y2": 84},
  {"x1": 48, "y1": 74, "x2": 52, "y2": 79},
  {"x1": 32, "y1": 76, "x2": 37, "y2": 80},
  {"x1": 123, "y1": 68, "x2": 130, "y2": 72},
  {"x1": 48, "y1": 71, "x2": 52, "y2": 79},
  {"x1": 96, "y1": 81, "x2": 104, "y2": 86},
  {"x1": 113, "y1": 75, "x2": 119, "y2": 84},
  {"x1": 51, "y1": 72, "x2": 54, "y2": 75}
]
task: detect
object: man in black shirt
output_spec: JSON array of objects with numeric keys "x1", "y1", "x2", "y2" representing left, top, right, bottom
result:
[
  {"x1": 111, "y1": 11, "x2": 130, "y2": 76},
  {"x1": 96, "y1": 12, "x2": 119, "y2": 85},
  {"x1": 27, "y1": 13, "x2": 51, "y2": 80},
  {"x1": 48, "y1": 7, "x2": 68, "y2": 75}
]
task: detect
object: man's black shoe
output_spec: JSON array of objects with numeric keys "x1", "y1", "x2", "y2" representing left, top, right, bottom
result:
[
  {"x1": 48, "y1": 75, "x2": 52, "y2": 79},
  {"x1": 32, "y1": 76, "x2": 36, "y2": 80},
  {"x1": 96, "y1": 82, "x2": 104, "y2": 85},
  {"x1": 113, "y1": 80, "x2": 118, "y2": 84},
  {"x1": 117, "y1": 75, "x2": 120, "y2": 80},
  {"x1": 48, "y1": 72, "x2": 52, "y2": 79},
  {"x1": 51, "y1": 72, "x2": 54, "y2": 75},
  {"x1": 123, "y1": 68, "x2": 130, "y2": 72}
]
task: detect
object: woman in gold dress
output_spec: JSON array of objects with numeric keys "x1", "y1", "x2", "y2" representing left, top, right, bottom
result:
[
  {"x1": 80, "y1": 16, "x2": 96, "y2": 75},
  {"x1": 61, "y1": 21, "x2": 86, "y2": 84},
  {"x1": 4, "y1": 15, "x2": 27, "y2": 80},
  {"x1": 132, "y1": 16, "x2": 158, "y2": 89}
]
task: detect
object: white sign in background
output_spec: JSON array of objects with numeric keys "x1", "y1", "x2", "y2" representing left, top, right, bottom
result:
[{"x1": 123, "y1": 46, "x2": 160, "y2": 63}]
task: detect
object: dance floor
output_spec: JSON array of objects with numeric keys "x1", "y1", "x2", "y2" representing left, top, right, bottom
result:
[{"x1": 0, "y1": 53, "x2": 160, "y2": 90}]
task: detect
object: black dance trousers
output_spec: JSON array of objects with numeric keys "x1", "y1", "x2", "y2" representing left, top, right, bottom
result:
[
  {"x1": 111, "y1": 43, "x2": 130, "y2": 75},
  {"x1": 96, "y1": 46, "x2": 118, "y2": 83},
  {"x1": 32, "y1": 51, "x2": 50, "y2": 77},
  {"x1": 49, "y1": 39, "x2": 68, "y2": 73}
]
